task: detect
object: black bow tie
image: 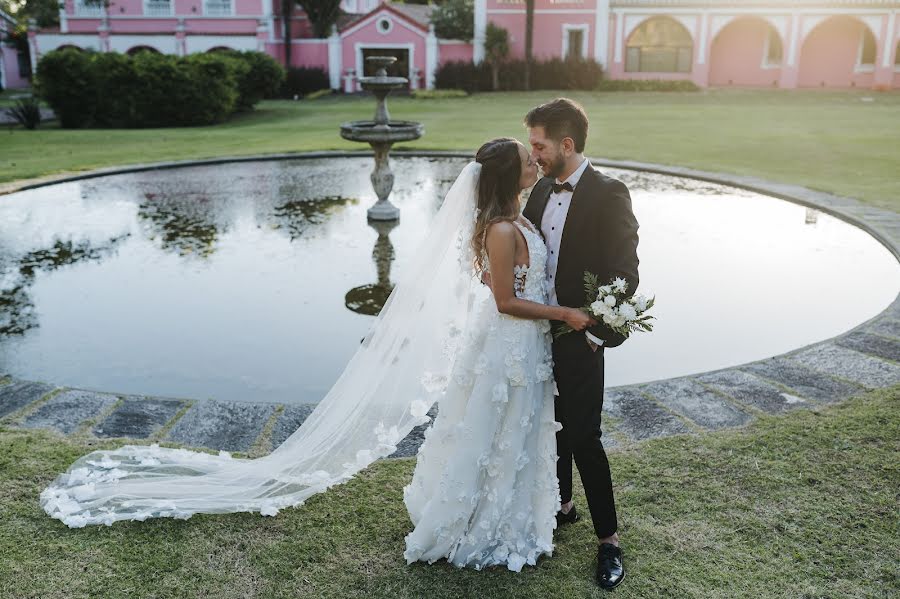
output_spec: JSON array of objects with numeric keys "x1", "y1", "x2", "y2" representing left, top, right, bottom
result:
[{"x1": 552, "y1": 181, "x2": 574, "y2": 194}]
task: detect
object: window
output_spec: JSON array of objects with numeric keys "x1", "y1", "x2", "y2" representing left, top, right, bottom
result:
[
  {"x1": 625, "y1": 17, "x2": 693, "y2": 73},
  {"x1": 566, "y1": 29, "x2": 585, "y2": 59},
  {"x1": 144, "y1": 0, "x2": 172, "y2": 16},
  {"x1": 377, "y1": 17, "x2": 393, "y2": 34},
  {"x1": 764, "y1": 27, "x2": 782, "y2": 67},
  {"x1": 856, "y1": 25, "x2": 878, "y2": 71},
  {"x1": 204, "y1": 0, "x2": 232, "y2": 16},
  {"x1": 74, "y1": 0, "x2": 104, "y2": 16}
]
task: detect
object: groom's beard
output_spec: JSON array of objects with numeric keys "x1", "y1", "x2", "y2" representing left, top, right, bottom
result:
[{"x1": 540, "y1": 151, "x2": 567, "y2": 180}]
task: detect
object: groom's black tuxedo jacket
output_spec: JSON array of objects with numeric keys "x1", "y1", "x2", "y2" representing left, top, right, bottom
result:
[{"x1": 523, "y1": 165, "x2": 640, "y2": 348}]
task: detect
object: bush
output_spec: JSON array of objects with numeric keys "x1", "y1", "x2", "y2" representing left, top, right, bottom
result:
[
  {"x1": 410, "y1": 89, "x2": 468, "y2": 100},
  {"x1": 281, "y1": 67, "x2": 330, "y2": 98},
  {"x1": 33, "y1": 49, "x2": 271, "y2": 128},
  {"x1": 434, "y1": 57, "x2": 603, "y2": 92},
  {"x1": 216, "y1": 50, "x2": 285, "y2": 110},
  {"x1": 595, "y1": 79, "x2": 700, "y2": 92},
  {"x1": 6, "y1": 97, "x2": 42, "y2": 129},
  {"x1": 91, "y1": 52, "x2": 141, "y2": 127},
  {"x1": 34, "y1": 48, "x2": 96, "y2": 128}
]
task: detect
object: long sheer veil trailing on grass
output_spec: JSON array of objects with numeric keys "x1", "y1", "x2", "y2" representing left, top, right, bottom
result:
[{"x1": 41, "y1": 162, "x2": 485, "y2": 527}]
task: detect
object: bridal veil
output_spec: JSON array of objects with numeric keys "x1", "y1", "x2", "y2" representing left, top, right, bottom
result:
[{"x1": 41, "y1": 162, "x2": 486, "y2": 527}]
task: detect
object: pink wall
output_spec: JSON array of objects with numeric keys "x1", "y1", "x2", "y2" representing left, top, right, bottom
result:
[
  {"x1": 487, "y1": 10, "x2": 595, "y2": 60},
  {"x1": 438, "y1": 41, "x2": 472, "y2": 64},
  {"x1": 272, "y1": 40, "x2": 329, "y2": 69},
  {"x1": 3, "y1": 47, "x2": 28, "y2": 88},
  {"x1": 709, "y1": 17, "x2": 781, "y2": 87},
  {"x1": 798, "y1": 16, "x2": 875, "y2": 88}
]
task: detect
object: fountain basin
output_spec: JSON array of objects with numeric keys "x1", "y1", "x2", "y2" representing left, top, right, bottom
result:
[{"x1": 340, "y1": 120, "x2": 424, "y2": 144}]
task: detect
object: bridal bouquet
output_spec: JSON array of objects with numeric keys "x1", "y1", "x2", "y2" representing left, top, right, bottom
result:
[{"x1": 554, "y1": 273, "x2": 655, "y2": 339}]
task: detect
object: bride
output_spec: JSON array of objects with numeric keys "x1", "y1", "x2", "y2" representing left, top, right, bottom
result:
[{"x1": 40, "y1": 138, "x2": 592, "y2": 572}]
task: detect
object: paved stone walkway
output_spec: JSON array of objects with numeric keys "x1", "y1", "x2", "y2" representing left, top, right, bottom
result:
[{"x1": 1, "y1": 154, "x2": 898, "y2": 457}]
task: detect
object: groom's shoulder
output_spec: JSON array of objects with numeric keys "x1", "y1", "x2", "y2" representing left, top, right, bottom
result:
[{"x1": 584, "y1": 165, "x2": 630, "y2": 197}]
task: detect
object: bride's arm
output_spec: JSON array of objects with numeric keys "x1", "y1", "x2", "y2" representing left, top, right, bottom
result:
[{"x1": 485, "y1": 222, "x2": 594, "y2": 331}]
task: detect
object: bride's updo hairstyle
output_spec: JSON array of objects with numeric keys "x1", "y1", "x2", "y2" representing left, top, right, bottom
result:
[{"x1": 472, "y1": 137, "x2": 522, "y2": 274}]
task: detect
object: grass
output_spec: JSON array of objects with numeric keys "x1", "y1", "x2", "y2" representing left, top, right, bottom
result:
[
  {"x1": 1, "y1": 385, "x2": 897, "y2": 598},
  {"x1": 2, "y1": 89, "x2": 898, "y2": 212}
]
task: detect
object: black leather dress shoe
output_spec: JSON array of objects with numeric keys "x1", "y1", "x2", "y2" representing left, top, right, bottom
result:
[
  {"x1": 596, "y1": 542, "x2": 625, "y2": 590},
  {"x1": 556, "y1": 505, "x2": 580, "y2": 527}
]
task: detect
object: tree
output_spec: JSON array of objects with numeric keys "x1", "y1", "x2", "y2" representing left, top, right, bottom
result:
[
  {"x1": 281, "y1": 0, "x2": 294, "y2": 68},
  {"x1": 7, "y1": 0, "x2": 61, "y2": 28},
  {"x1": 430, "y1": 0, "x2": 473, "y2": 42},
  {"x1": 484, "y1": 23, "x2": 508, "y2": 91},
  {"x1": 524, "y1": 0, "x2": 534, "y2": 90},
  {"x1": 298, "y1": 0, "x2": 342, "y2": 39}
]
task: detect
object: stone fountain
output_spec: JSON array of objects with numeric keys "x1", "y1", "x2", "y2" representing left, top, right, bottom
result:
[{"x1": 340, "y1": 56, "x2": 424, "y2": 221}]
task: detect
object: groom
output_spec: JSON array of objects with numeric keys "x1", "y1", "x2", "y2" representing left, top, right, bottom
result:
[{"x1": 522, "y1": 98, "x2": 640, "y2": 590}]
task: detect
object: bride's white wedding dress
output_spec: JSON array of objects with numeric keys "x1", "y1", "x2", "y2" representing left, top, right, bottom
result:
[
  {"x1": 403, "y1": 220, "x2": 561, "y2": 572},
  {"x1": 39, "y1": 163, "x2": 559, "y2": 575}
]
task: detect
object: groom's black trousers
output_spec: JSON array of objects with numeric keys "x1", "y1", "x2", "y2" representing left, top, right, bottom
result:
[{"x1": 551, "y1": 332, "x2": 618, "y2": 540}]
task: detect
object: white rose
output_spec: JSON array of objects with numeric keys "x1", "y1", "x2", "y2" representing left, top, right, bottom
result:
[
  {"x1": 619, "y1": 303, "x2": 637, "y2": 321},
  {"x1": 590, "y1": 300, "x2": 605, "y2": 315},
  {"x1": 634, "y1": 296, "x2": 649, "y2": 312},
  {"x1": 604, "y1": 295, "x2": 616, "y2": 307},
  {"x1": 599, "y1": 285, "x2": 612, "y2": 295},
  {"x1": 612, "y1": 314, "x2": 627, "y2": 328}
]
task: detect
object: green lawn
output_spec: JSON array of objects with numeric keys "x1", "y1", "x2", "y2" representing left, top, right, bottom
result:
[
  {"x1": 1, "y1": 386, "x2": 897, "y2": 598},
  {"x1": 3, "y1": 89, "x2": 899, "y2": 212}
]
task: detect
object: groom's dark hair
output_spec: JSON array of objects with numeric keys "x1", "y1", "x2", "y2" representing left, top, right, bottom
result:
[{"x1": 524, "y1": 98, "x2": 589, "y2": 153}]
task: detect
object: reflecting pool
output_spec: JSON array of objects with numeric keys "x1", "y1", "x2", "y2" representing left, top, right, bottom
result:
[{"x1": 1, "y1": 157, "x2": 897, "y2": 404}]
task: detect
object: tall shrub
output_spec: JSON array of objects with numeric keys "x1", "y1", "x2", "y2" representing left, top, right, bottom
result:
[{"x1": 34, "y1": 48, "x2": 96, "y2": 128}]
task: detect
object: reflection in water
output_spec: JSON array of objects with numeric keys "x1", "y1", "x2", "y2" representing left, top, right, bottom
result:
[
  {"x1": 268, "y1": 196, "x2": 358, "y2": 241},
  {"x1": 1, "y1": 236, "x2": 129, "y2": 336},
  {"x1": 138, "y1": 192, "x2": 226, "y2": 258},
  {"x1": 345, "y1": 220, "x2": 398, "y2": 315}
]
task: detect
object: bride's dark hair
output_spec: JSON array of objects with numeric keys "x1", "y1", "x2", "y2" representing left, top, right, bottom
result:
[{"x1": 472, "y1": 137, "x2": 522, "y2": 274}]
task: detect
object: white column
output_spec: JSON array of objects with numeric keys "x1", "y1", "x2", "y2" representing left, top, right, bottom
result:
[
  {"x1": 697, "y1": 11, "x2": 709, "y2": 65},
  {"x1": 262, "y1": 0, "x2": 274, "y2": 41},
  {"x1": 426, "y1": 25, "x2": 438, "y2": 89},
  {"x1": 613, "y1": 10, "x2": 623, "y2": 63},
  {"x1": 787, "y1": 12, "x2": 801, "y2": 67},
  {"x1": 28, "y1": 19, "x2": 39, "y2": 74},
  {"x1": 59, "y1": 3, "x2": 69, "y2": 34},
  {"x1": 593, "y1": 0, "x2": 609, "y2": 68},
  {"x1": 473, "y1": 0, "x2": 486, "y2": 64},
  {"x1": 882, "y1": 10, "x2": 896, "y2": 68},
  {"x1": 328, "y1": 27, "x2": 342, "y2": 89}
]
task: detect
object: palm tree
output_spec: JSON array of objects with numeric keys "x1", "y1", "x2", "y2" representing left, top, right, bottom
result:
[
  {"x1": 281, "y1": 0, "x2": 294, "y2": 68},
  {"x1": 524, "y1": 0, "x2": 534, "y2": 90}
]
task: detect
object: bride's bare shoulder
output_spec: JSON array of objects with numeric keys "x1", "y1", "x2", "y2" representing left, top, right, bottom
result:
[{"x1": 484, "y1": 220, "x2": 517, "y2": 239}]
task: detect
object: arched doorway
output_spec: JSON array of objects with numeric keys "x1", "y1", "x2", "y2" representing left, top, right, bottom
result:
[
  {"x1": 625, "y1": 17, "x2": 693, "y2": 74},
  {"x1": 709, "y1": 17, "x2": 782, "y2": 87},
  {"x1": 798, "y1": 16, "x2": 877, "y2": 88},
  {"x1": 126, "y1": 46, "x2": 162, "y2": 56}
]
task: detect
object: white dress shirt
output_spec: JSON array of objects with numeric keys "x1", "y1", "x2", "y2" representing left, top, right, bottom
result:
[{"x1": 539, "y1": 157, "x2": 604, "y2": 348}]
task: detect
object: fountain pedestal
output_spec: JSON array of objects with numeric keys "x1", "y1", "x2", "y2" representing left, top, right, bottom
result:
[{"x1": 340, "y1": 56, "x2": 424, "y2": 221}]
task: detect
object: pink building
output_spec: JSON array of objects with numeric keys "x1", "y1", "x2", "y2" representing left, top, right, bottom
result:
[{"x1": 30, "y1": 0, "x2": 900, "y2": 90}]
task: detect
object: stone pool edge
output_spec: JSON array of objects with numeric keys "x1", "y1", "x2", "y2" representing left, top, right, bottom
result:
[{"x1": 1, "y1": 151, "x2": 898, "y2": 457}]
